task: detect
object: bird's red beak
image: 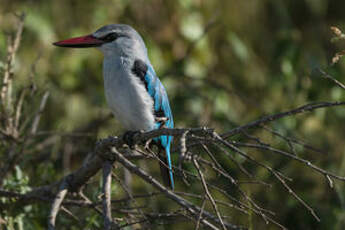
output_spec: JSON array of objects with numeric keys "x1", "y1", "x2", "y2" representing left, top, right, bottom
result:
[{"x1": 53, "y1": 34, "x2": 104, "y2": 48}]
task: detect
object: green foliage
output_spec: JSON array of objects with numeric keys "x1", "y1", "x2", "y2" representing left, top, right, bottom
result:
[{"x1": 2, "y1": 166, "x2": 32, "y2": 230}]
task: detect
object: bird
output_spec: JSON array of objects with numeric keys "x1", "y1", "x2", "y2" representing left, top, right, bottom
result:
[{"x1": 53, "y1": 24, "x2": 174, "y2": 189}]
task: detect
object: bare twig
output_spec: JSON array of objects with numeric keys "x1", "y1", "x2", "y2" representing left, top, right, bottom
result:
[
  {"x1": 103, "y1": 161, "x2": 116, "y2": 230},
  {"x1": 317, "y1": 68, "x2": 345, "y2": 91},
  {"x1": 195, "y1": 195, "x2": 207, "y2": 230},
  {"x1": 48, "y1": 179, "x2": 69, "y2": 230},
  {"x1": 1, "y1": 123, "x2": 344, "y2": 229},
  {"x1": 261, "y1": 125, "x2": 326, "y2": 155},
  {"x1": 235, "y1": 142, "x2": 345, "y2": 182},
  {"x1": 60, "y1": 206, "x2": 80, "y2": 222},
  {"x1": 216, "y1": 137, "x2": 321, "y2": 222},
  {"x1": 176, "y1": 191, "x2": 249, "y2": 216},
  {"x1": 14, "y1": 88, "x2": 27, "y2": 132},
  {"x1": 1, "y1": 13, "x2": 25, "y2": 109},
  {"x1": 193, "y1": 156, "x2": 227, "y2": 230},
  {"x1": 112, "y1": 172, "x2": 148, "y2": 228},
  {"x1": 108, "y1": 147, "x2": 244, "y2": 230},
  {"x1": 222, "y1": 101, "x2": 345, "y2": 139},
  {"x1": 31, "y1": 91, "x2": 50, "y2": 134}
]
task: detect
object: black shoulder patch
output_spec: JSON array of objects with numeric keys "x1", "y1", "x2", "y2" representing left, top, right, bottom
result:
[{"x1": 132, "y1": 59, "x2": 148, "y2": 89}]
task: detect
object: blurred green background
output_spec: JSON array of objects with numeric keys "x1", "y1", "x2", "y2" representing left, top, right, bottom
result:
[{"x1": 1, "y1": 0, "x2": 345, "y2": 229}]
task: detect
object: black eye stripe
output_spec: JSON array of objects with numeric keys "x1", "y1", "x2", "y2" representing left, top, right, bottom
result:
[{"x1": 101, "y1": 32, "x2": 118, "y2": 42}]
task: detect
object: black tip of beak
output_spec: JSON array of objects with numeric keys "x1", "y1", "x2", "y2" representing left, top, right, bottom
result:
[{"x1": 53, "y1": 42, "x2": 102, "y2": 48}]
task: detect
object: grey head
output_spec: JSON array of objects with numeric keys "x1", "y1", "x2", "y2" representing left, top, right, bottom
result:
[
  {"x1": 54, "y1": 24, "x2": 148, "y2": 60},
  {"x1": 93, "y1": 24, "x2": 148, "y2": 58}
]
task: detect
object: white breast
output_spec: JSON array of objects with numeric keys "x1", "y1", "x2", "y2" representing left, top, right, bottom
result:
[{"x1": 103, "y1": 56, "x2": 155, "y2": 131}]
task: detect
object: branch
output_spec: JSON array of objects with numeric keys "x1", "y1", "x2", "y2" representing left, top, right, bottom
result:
[
  {"x1": 102, "y1": 161, "x2": 118, "y2": 229},
  {"x1": 317, "y1": 68, "x2": 345, "y2": 91},
  {"x1": 193, "y1": 156, "x2": 227, "y2": 230},
  {"x1": 1, "y1": 13, "x2": 25, "y2": 109},
  {"x1": 234, "y1": 142, "x2": 345, "y2": 182},
  {"x1": 222, "y1": 101, "x2": 345, "y2": 138},
  {"x1": 48, "y1": 179, "x2": 68, "y2": 230},
  {"x1": 214, "y1": 135, "x2": 321, "y2": 222},
  {"x1": 1, "y1": 122, "x2": 344, "y2": 229},
  {"x1": 31, "y1": 91, "x2": 50, "y2": 134},
  {"x1": 107, "y1": 147, "x2": 244, "y2": 230}
]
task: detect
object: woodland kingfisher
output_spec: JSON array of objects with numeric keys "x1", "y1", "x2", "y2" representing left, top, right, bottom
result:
[{"x1": 53, "y1": 24, "x2": 174, "y2": 189}]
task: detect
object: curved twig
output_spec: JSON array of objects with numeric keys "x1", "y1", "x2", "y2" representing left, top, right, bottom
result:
[
  {"x1": 48, "y1": 179, "x2": 68, "y2": 230},
  {"x1": 103, "y1": 161, "x2": 116, "y2": 229}
]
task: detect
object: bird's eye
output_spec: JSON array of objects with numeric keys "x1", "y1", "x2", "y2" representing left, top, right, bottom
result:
[{"x1": 101, "y1": 32, "x2": 118, "y2": 42}]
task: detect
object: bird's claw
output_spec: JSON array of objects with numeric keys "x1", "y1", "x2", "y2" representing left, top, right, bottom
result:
[
  {"x1": 155, "y1": 116, "x2": 169, "y2": 122},
  {"x1": 123, "y1": 130, "x2": 143, "y2": 149},
  {"x1": 144, "y1": 139, "x2": 153, "y2": 151}
]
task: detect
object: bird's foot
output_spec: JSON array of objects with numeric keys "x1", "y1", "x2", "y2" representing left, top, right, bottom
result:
[
  {"x1": 123, "y1": 130, "x2": 142, "y2": 149},
  {"x1": 144, "y1": 138, "x2": 153, "y2": 151},
  {"x1": 155, "y1": 116, "x2": 169, "y2": 123}
]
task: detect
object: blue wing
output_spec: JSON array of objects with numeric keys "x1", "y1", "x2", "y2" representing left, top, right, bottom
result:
[{"x1": 144, "y1": 64, "x2": 174, "y2": 189}]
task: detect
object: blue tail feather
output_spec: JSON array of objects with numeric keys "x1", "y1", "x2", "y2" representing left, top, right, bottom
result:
[
  {"x1": 158, "y1": 145, "x2": 174, "y2": 190},
  {"x1": 145, "y1": 64, "x2": 174, "y2": 189}
]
